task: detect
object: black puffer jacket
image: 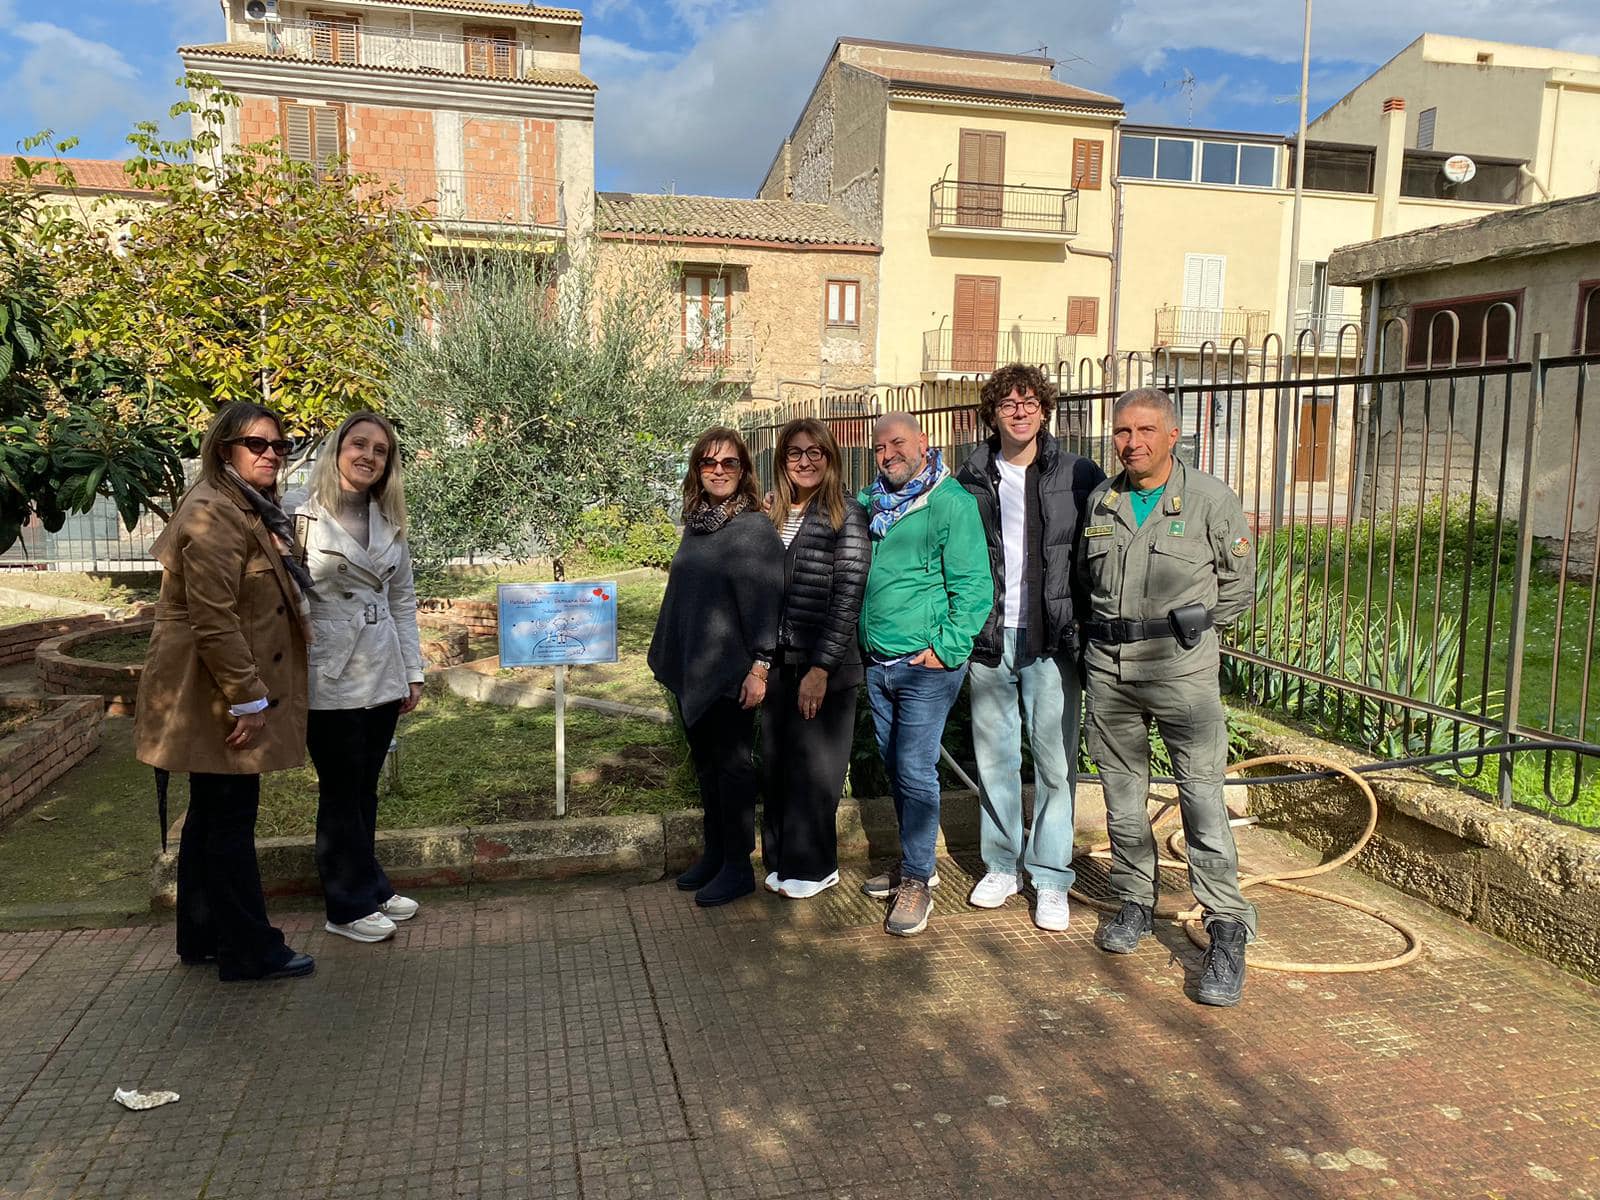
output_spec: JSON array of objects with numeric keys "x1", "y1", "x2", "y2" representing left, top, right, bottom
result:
[
  {"x1": 957, "y1": 432, "x2": 1107, "y2": 667},
  {"x1": 776, "y1": 494, "x2": 870, "y2": 682}
]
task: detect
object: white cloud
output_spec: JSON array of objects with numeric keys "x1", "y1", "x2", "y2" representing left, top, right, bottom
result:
[
  {"x1": 583, "y1": 34, "x2": 667, "y2": 66},
  {"x1": 10, "y1": 22, "x2": 146, "y2": 134}
]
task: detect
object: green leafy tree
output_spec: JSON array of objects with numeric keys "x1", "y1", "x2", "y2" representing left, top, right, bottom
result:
[
  {"x1": 60, "y1": 75, "x2": 428, "y2": 436},
  {"x1": 389, "y1": 249, "x2": 723, "y2": 579}
]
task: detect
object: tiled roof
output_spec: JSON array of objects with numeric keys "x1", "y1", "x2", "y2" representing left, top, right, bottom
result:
[
  {"x1": 595, "y1": 192, "x2": 878, "y2": 248},
  {"x1": 0, "y1": 156, "x2": 154, "y2": 194},
  {"x1": 177, "y1": 43, "x2": 597, "y2": 89},
  {"x1": 855, "y1": 64, "x2": 1122, "y2": 110},
  {"x1": 367, "y1": 0, "x2": 582, "y2": 19}
]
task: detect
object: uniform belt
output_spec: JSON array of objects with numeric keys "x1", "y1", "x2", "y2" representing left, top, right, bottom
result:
[{"x1": 1085, "y1": 611, "x2": 1214, "y2": 645}]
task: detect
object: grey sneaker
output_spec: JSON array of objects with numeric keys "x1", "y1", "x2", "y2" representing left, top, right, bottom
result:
[
  {"x1": 862, "y1": 869, "x2": 941, "y2": 899},
  {"x1": 1195, "y1": 919, "x2": 1248, "y2": 1007},
  {"x1": 885, "y1": 877, "x2": 933, "y2": 937},
  {"x1": 1094, "y1": 901, "x2": 1154, "y2": 954}
]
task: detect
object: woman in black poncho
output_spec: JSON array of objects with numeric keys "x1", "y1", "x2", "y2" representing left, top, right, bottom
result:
[{"x1": 649, "y1": 426, "x2": 783, "y2": 907}]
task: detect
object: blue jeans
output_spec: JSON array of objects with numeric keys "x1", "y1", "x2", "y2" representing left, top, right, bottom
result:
[
  {"x1": 969, "y1": 629, "x2": 1081, "y2": 893},
  {"x1": 866, "y1": 659, "x2": 968, "y2": 882}
]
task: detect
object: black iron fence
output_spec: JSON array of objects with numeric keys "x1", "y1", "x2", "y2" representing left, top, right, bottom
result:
[
  {"x1": 740, "y1": 328, "x2": 1600, "y2": 826},
  {"x1": 927, "y1": 179, "x2": 1078, "y2": 237}
]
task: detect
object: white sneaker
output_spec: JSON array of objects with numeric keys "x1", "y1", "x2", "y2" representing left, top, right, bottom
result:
[
  {"x1": 778, "y1": 871, "x2": 840, "y2": 900},
  {"x1": 969, "y1": 872, "x2": 1020, "y2": 909},
  {"x1": 325, "y1": 912, "x2": 397, "y2": 943},
  {"x1": 380, "y1": 895, "x2": 419, "y2": 921},
  {"x1": 1034, "y1": 889, "x2": 1071, "y2": 932},
  {"x1": 763, "y1": 872, "x2": 781, "y2": 894}
]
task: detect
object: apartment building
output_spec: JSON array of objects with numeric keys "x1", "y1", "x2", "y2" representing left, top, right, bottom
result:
[
  {"x1": 177, "y1": 0, "x2": 597, "y2": 245},
  {"x1": 760, "y1": 38, "x2": 1124, "y2": 384},
  {"x1": 594, "y1": 191, "x2": 880, "y2": 405}
]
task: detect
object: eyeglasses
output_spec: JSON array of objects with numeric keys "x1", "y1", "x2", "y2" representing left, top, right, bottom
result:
[
  {"x1": 783, "y1": 446, "x2": 826, "y2": 463},
  {"x1": 996, "y1": 398, "x2": 1041, "y2": 416},
  {"x1": 698, "y1": 456, "x2": 742, "y2": 473},
  {"x1": 228, "y1": 436, "x2": 294, "y2": 458}
]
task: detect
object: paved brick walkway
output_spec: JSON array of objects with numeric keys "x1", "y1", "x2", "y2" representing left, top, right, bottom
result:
[{"x1": 2, "y1": 829, "x2": 1598, "y2": 1199}]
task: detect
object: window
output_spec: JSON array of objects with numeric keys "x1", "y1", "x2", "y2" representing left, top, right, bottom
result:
[
  {"x1": 1400, "y1": 153, "x2": 1521, "y2": 203},
  {"x1": 1297, "y1": 144, "x2": 1374, "y2": 194},
  {"x1": 1416, "y1": 107, "x2": 1437, "y2": 151},
  {"x1": 307, "y1": 11, "x2": 359, "y2": 63},
  {"x1": 1155, "y1": 139, "x2": 1194, "y2": 181},
  {"x1": 1199, "y1": 141, "x2": 1238, "y2": 185},
  {"x1": 464, "y1": 25, "x2": 517, "y2": 78},
  {"x1": 1406, "y1": 291, "x2": 1522, "y2": 367},
  {"x1": 1295, "y1": 260, "x2": 1361, "y2": 350},
  {"x1": 825, "y1": 279, "x2": 860, "y2": 327},
  {"x1": 1119, "y1": 135, "x2": 1155, "y2": 178},
  {"x1": 1072, "y1": 139, "x2": 1104, "y2": 190},
  {"x1": 956, "y1": 129, "x2": 1006, "y2": 226},
  {"x1": 1576, "y1": 281, "x2": 1600, "y2": 354},
  {"x1": 682, "y1": 272, "x2": 729, "y2": 361},
  {"x1": 281, "y1": 101, "x2": 344, "y2": 171},
  {"x1": 1066, "y1": 296, "x2": 1099, "y2": 336},
  {"x1": 1239, "y1": 144, "x2": 1277, "y2": 187}
]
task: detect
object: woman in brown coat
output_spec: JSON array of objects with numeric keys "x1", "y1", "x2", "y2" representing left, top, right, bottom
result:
[{"x1": 135, "y1": 402, "x2": 316, "y2": 982}]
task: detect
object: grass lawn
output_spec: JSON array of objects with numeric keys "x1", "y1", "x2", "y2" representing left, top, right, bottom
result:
[
  {"x1": 0, "y1": 606, "x2": 42, "y2": 627},
  {"x1": 0, "y1": 570, "x2": 159, "y2": 607},
  {"x1": 417, "y1": 557, "x2": 649, "y2": 601},
  {"x1": 65, "y1": 629, "x2": 151, "y2": 664}
]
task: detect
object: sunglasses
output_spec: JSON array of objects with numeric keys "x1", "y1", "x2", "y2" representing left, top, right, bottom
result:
[
  {"x1": 698, "y1": 456, "x2": 742, "y2": 473},
  {"x1": 228, "y1": 436, "x2": 294, "y2": 458}
]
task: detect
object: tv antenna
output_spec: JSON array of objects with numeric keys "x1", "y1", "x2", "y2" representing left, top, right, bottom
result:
[{"x1": 1165, "y1": 68, "x2": 1198, "y2": 125}]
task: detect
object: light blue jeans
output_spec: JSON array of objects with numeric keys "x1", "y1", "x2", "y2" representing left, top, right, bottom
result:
[
  {"x1": 866, "y1": 659, "x2": 969, "y2": 883},
  {"x1": 970, "y1": 628, "x2": 1081, "y2": 893}
]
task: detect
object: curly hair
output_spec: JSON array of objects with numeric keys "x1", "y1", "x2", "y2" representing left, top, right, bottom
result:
[{"x1": 978, "y1": 363, "x2": 1057, "y2": 434}]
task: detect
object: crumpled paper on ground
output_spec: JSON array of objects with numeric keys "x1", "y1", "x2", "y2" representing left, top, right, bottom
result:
[{"x1": 112, "y1": 1087, "x2": 180, "y2": 1111}]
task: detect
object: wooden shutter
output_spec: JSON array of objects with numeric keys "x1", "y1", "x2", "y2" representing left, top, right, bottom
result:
[
  {"x1": 957, "y1": 129, "x2": 1005, "y2": 227},
  {"x1": 464, "y1": 25, "x2": 516, "y2": 78},
  {"x1": 952, "y1": 275, "x2": 1000, "y2": 372},
  {"x1": 1295, "y1": 397, "x2": 1332, "y2": 481},
  {"x1": 1067, "y1": 296, "x2": 1099, "y2": 336},
  {"x1": 282, "y1": 102, "x2": 344, "y2": 170},
  {"x1": 1072, "y1": 139, "x2": 1104, "y2": 190},
  {"x1": 308, "y1": 12, "x2": 359, "y2": 63}
]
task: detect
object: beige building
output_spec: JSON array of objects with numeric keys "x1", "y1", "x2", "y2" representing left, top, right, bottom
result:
[
  {"x1": 594, "y1": 192, "x2": 880, "y2": 405},
  {"x1": 179, "y1": 0, "x2": 597, "y2": 247},
  {"x1": 1309, "y1": 35, "x2": 1600, "y2": 204},
  {"x1": 760, "y1": 39, "x2": 1124, "y2": 384}
]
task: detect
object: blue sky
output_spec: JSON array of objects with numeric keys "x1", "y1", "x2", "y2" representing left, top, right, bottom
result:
[{"x1": 2, "y1": 0, "x2": 1597, "y2": 196}]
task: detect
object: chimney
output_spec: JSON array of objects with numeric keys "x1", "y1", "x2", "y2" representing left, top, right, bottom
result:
[{"x1": 1372, "y1": 96, "x2": 1406, "y2": 237}]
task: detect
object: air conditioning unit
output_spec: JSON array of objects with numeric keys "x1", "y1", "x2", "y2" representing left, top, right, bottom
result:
[{"x1": 245, "y1": 0, "x2": 281, "y2": 22}]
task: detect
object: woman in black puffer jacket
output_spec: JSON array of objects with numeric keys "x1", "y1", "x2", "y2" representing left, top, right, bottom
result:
[{"x1": 760, "y1": 419, "x2": 870, "y2": 899}]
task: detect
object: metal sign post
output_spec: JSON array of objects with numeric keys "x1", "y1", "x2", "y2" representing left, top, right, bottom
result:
[{"x1": 497, "y1": 582, "x2": 619, "y2": 819}]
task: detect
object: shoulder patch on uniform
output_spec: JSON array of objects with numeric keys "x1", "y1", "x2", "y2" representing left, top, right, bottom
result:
[
  {"x1": 1231, "y1": 536, "x2": 1251, "y2": 557},
  {"x1": 1170, "y1": 495, "x2": 1183, "y2": 513},
  {"x1": 1084, "y1": 524, "x2": 1114, "y2": 538},
  {"x1": 1100, "y1": 490, "x2": 1119, "y2": 510}
]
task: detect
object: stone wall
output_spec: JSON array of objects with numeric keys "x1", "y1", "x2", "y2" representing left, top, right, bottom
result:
[
  {"x1": 418, "y1": 598, "x2": 498, "y2": 638},
  {"x1": 35, "y1": 619, "x2": 152, "y2": 715},
  {"x1": 418, "y1": 622, "x2": 469, "y2": 668},
  {"x1": 0, "y1": 696, "x2": 103, "y2": 825},
  {"x1": 0, "y1": 613, "x2": 112, "y2": 668}
]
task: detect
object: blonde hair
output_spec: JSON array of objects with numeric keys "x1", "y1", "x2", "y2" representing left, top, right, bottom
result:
[
  {"x1": 309, "y1": 411, "x2": 409, "y2": 534},
  {"x1": 770, "y1": 418, "x2": 847, "y2": 532}
]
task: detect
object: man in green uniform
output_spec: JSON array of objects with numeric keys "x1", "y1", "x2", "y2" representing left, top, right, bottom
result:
[{"x1": 1077, "y1": 387, "x2": 1257, "y2": 1006}]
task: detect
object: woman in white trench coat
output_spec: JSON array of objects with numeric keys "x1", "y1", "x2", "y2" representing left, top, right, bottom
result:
[{"x1": 287, "y1": 411, "x2": 425, "y2": 945}]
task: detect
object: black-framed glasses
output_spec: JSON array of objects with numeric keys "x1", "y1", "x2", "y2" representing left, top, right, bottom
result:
[
  {"x1": 698, "y1": 455, "x2": 742, "y2": 473},
  {"x1": 783, "y1": 446, "x2": 826, "y2": 463},
  {"x1": 228, "y1": 435, "x2": 294, "y2": 458},
  {"x1": 996, "y1": 397, "x2": 1041, "y2": 416}
]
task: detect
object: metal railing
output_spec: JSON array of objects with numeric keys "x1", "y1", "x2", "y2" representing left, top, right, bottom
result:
[
  {"x1": 922, "y1": 327, "x2": 1074, "y2": 375},
  {"x1": 680, "y1": 334, "x2": 756, "y2": 382},
  {"x1": 1155, "y1": 305, "x2": 1271, "y2": 350},
  {"x1": 1293, "y1": 310, "x2": 1363, "y2": 356},
  {"x1": 928, "y1": 180, "x2": 1078, "y2": 237},
  {"x1": 361, "y1": 167, "x2": 562, "y2": 230},
  {"x1": 240, "y1": 16, "x2": 533, "y2": 78},
  {"x1": 741, "y1": 327, "x2": 1600, "y2": 826}
]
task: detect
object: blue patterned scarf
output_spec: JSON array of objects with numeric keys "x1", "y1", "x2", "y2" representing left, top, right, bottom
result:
[{"x1": 866, "y1": 448, "x2": 946, "y2": 540}]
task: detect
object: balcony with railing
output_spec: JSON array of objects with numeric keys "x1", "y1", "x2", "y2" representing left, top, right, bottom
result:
[
  {"x1": 359, "y1": 167, "x2": 562, "y2": 232},
  {"x1": 1154, "y1": 305, "x2": 1271, "y2": 350},
  {"x1": 927, "y1": 180, "x2": 1078, "y2": 241},
  {"x1": 680, "y1": 334, "x2": 756, "y2": 383},
  {"x1": 921, "y1": 327, "x2": 1076, "y2": 376},
  {"x1": 239, "y1": 15, "x2": 534, "y2": 79},
  {"x1": 1292, "y1": 311, "x2": 1364, "y2": 357}
]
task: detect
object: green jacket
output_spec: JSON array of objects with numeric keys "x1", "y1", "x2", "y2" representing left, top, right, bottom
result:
[{"x1": 857, "y1": 474, "x2": 993, "y2": 667}]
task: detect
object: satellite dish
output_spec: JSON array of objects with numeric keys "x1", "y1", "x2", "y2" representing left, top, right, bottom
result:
[
  {"x1": 245, "y1": 0, "x2": 268, "y2": 17},
  {"x1": 1442, "y1": 155, "x2": 1477, "y2": 184}
]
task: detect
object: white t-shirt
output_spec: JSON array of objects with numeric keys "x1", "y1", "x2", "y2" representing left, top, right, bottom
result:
[{"x1": 996, "y1": 455, "x2": 1028, "y2": 629}]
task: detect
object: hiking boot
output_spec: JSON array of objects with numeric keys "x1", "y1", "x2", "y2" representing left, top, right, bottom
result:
[
  {"x1": 1196, "y1": 919, "x2": 1248, "y2": 1007},
  {"x1": 675, "y1": 853, "x2": 723, "y2": 891},
  {"x1": 862, "y1": 869, "x2": 941, "y2": 899},
  {"x1": 1095, "y1": 901, "x2": 1154, "y2": 954},
  {"x1": 885, "y1": 877, "x2": 933, "y2": 937},
  {"x1": 694, "y1": 863, "x2": 755, "y2": 908},
  {"x1": 968, "y1": 871, "x2": 1019, "y2": 909}
]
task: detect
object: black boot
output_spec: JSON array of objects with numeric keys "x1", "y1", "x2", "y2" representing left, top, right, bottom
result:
[
  {"x1": 694, "y1": 861, "x2": 755, "y2": 907},
  {"x1": 1196, "y1": 919, "x2": 1248, "y2": 1006},
  {"x1": 1095, "y1": 901, "x2": 1154, "y2": 954},
  {"x1": 675, "y1": 852, "x2": 723, "y2": 891}
]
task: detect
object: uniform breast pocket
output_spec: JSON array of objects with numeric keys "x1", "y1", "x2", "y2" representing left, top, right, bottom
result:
[
  {"x1": 1149, "y1": 537, "x2": 1211, "y2": 598},
  {"x1": 1083, "y1": 537, "x2": 1117, "y2": 604}
]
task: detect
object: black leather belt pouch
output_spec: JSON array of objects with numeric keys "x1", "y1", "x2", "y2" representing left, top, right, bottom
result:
[{"x1": 1168, "y1": 603, "x2": 1211, "y2": 650}]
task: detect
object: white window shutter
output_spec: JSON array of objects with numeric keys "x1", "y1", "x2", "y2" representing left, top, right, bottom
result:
[
  {"x1": 1201, "y1": 255, "x2": 1225, "y2": 309},
  {"x1": 285, "y1": 105, "x2": 312, "y2": 162},
  {"x1": 1295, "y1": 260, "x2": 1317, "y2": 315},
  {"x1": 843, "y1": 284, "x2": 856, "y2": 325},
  {"x1": 1182, "y1": 254, "x2": 1206, "y2": 309}
]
